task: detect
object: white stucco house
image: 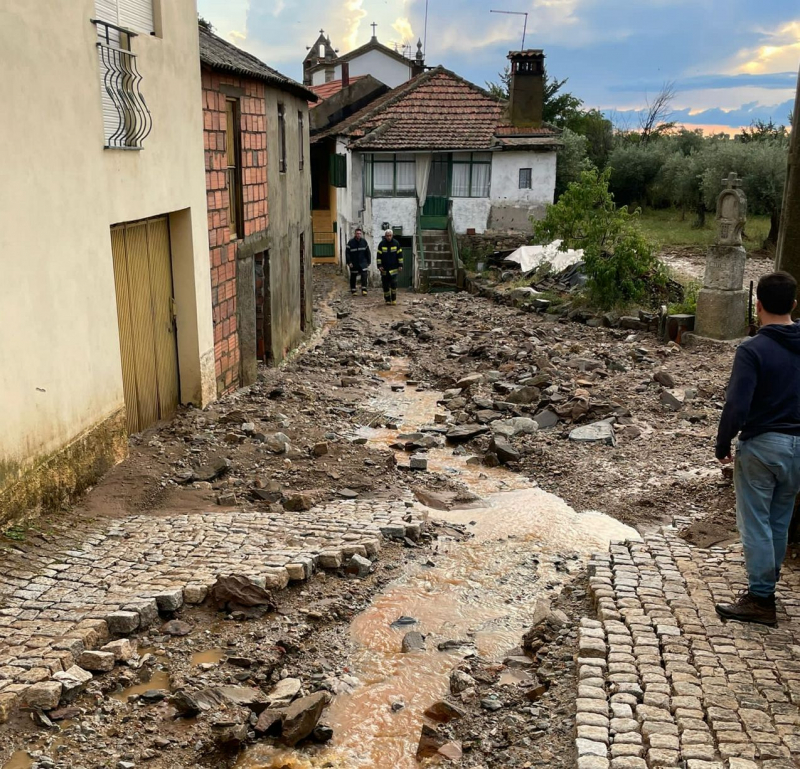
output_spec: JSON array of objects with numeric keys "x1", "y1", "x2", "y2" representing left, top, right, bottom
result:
[
  {"x1": 303, "y1": 28, "x2": 424, "y2": 89},
  {"x1": 310, "y1": 50, "x2": 561, "y2": 289}
]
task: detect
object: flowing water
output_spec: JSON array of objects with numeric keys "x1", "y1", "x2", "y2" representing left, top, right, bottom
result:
[{"x1": 239, "y1": 360, "x2": 638, "y2": 768}]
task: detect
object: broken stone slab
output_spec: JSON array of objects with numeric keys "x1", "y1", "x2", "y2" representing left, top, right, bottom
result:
[
  {"x1": 569, "y1": 421, "x2": 616, "y2": 446},
  {"x1": 534, "y1": 408, "x2": 560, "y2": 429},
  {"x1": 492, "y1": 417, "x2": 539, "y2": 438},
  {"x1": 78, "y1": 651, "x2": 115, "y2": 673},
  {"x1": 22, "y1": 681, "x2": 62, "y2": 711},
  {"x1": 267, "y1": 678, "x2": 302, "y2": 708},
  {"x1": 101, "y1": 639, "x2": 136, "y2": 662},
  {"x1": 424, "y1": 700, "x2": 466, "y2": 723},
  {"x1": 417, "y1": 724, "x2": 449, "y2": 760},
  {"x1": 280, "y1": 691, "x2": 330, "y2": 746},
  {"x1": 660, "y1": 389, "x2": 686, "y2": 412},
  {"x1": 53, "y1": 666, "x2": 93, "y2": 702},
  {"x1": 401, "y1": 632, "x2": 426, "y2": 653},
  {"x1": 437, "y1": 742, "x2": 463, "y2": 762},
  {"x1": 345, "y1": 554, "x2": 372, "y2": 578},
  {"x1": 490, "y1": 435, "x2": 521, "y2": 464},
  {"x1": 410, "y1": 454, "x2": 428, "y2": 471},
  {"x1": 446, "y1": 424, "x2": 490, "y2": 443}
]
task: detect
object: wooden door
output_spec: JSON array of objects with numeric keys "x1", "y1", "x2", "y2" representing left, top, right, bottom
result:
[{"x1": 110, "y1": 217, "x2": 179, "y2": 434}]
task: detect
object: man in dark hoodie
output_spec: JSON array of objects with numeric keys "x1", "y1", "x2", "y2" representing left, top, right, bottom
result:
[
  {"x1": 715, "y1": 271, "x2": 800, "y2": 626},
  {"x1": 345, "y1": 228, "x2": 370, "y2": 296}
]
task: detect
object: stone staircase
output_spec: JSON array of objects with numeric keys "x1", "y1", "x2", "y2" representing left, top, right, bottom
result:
[{"x1": 420, "y1": 229, "x2": 457, "y2": 291}]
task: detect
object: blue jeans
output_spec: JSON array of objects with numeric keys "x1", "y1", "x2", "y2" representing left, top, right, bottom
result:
[{"x1": 735, "y1": 432, "x2": 800, "y2": 597}]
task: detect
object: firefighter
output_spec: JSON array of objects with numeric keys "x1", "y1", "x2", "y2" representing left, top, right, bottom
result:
[
  {"x1": 376, "y1": 229, "x2": 403, "y2": 305},
  {"x1": 345, "y1": 227, "x2": 371, "y2": 296}
]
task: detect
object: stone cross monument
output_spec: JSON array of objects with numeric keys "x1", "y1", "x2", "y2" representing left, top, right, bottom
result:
[{"x1": 694, "y1": 172, "x2": 748, "y2": 339}]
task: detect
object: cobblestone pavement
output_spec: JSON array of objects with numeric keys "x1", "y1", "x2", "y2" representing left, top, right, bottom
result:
[
  {"x1": 579, "y1": 521, "x2": 800, "y2": 769},
  {"x1": 0, "y1": 497, "x2": 422, "y2": 721}
]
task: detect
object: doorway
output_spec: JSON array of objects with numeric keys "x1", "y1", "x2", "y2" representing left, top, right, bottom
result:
[
  {"x1": 255, "y1": 250, "x2": 272, "y2": 363},
  {"x1": 110, "y1": 217, "x2": 180, "y2": 434}
]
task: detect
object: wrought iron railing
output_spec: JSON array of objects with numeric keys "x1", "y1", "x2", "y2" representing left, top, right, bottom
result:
[{"x1": 91, "y1": 19, "x2": 152, "y2": 149}]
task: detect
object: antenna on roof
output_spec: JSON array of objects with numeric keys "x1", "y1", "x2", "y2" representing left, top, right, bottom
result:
[
  {"x1": 489, "y1": 9, "x2": 528, "y2": 49},
  {"x1": 423, "y1": 0, "x2": 429, "y2": 56}
]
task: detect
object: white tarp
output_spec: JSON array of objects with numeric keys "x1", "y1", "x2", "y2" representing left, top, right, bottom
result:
[{"x1": 505, "y1": 240, "x2": 584, "y2": 273}]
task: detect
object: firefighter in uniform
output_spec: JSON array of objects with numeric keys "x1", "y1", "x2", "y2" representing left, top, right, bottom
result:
[
  {"x1": 376, "y1": 229, "x2": 403, "y2": 305},
  {"x1": 345, "y1": 227, "x2": 370, "y2": 296}
]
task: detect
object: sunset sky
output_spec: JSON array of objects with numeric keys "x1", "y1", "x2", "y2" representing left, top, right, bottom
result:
[{"x1": 197, "y1": 0, "x2": 799, "y2": 130}]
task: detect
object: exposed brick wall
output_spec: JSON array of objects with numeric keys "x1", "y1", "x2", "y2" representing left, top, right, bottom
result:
[{"x1": 202, "y1": 66, "x2": 269, "y2": 395}]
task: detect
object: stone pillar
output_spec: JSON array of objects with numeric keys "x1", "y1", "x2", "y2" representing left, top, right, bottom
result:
[{"x1": 694, "y1": 172, "x2": 748, "y2": 340}]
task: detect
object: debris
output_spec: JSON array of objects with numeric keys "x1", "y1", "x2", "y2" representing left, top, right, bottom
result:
[
  {"x1": 569, "y1": 420, "x2": 616, "y2": 446},
  {"x1": 210, "y1": 575, "x2": 276, "y2": 613},
  {"x1": 401, "y1": 631, "x2": 426, "y2": 652}
]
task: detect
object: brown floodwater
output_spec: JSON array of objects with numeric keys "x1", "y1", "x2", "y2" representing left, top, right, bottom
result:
[
  {"x1": 2, "y1": 753, "x2": 32, "y2": 769},
  {"x1": 190, "y1": 648, "x2": 225, "y2": 666},
  {"x1": 240, "y1": 360, "x2": 638, "y2": 768},
  {"x1": 110, "y1": 669, "x2": 172, "y2": 702}
]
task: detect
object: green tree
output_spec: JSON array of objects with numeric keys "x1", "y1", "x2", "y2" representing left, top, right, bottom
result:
[
  {"x1": 555, "y1": 128, "x2": 593, "y2": 199},
  {"x1": 607, "y1": 143, "x2": 671, "y2": 207},
  {"x1": 568, "y1": 108, "x2": 614, "y2": 168},
  {"x1": 533, "y1": 168, "x2": 666, "y2": 309}
]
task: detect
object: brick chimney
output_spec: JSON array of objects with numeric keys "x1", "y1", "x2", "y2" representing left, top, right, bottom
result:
[
  {"x1": 507, "y1": 50, "x2": 545, "y2": 128},
  {"x1": 341, "y1": 62, "x2": 350, "y2": 89}
]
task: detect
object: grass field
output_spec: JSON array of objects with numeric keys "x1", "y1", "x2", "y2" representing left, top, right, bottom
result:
[{"x1": 636, "y1": 208, "x2": 771, "y2": 251}]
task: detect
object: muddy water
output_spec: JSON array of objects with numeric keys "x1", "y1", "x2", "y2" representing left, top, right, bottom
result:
[
  {"x1": 110, "y1": 669, "x2": 172, "y2": 702},
  {"x1": 190, "y1": 648, "x2": 225, "y2": 666},
  {"x1": 2, "y1": 753, "x2": 32, "y2": 769},
  {"x1": 240, "y1": 360, "x2": 638, "y2": 768}
]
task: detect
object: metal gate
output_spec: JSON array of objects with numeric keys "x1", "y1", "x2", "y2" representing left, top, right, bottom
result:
[{"x1": 110, "y1": 217, "x2": 179, "y2": 434}]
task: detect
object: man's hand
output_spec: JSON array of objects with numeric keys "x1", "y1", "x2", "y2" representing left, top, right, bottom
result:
[{"x1": 718, "y1": 454, "x2": 733, "y2": 465}]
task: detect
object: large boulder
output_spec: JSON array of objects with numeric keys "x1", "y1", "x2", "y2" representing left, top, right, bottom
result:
[{"x1": 281, "y1": 692, "x2": 330, "y2": 746}]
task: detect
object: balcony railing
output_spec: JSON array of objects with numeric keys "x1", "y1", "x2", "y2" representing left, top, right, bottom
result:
[{"x1": 91, "y1": 19, "x2": 152, "y2": 149}]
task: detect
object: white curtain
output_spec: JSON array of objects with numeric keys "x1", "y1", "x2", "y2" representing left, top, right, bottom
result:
[
  {"x1": 471, "y1": 163, "x2": 491, "y2": 197},
  {"x1": 451, "y1": 164, "x2": 470, "y2": 197},
  {"x1": 415, "y1": 153, "x2": 432, "y2": 207},
  {"x1": 373, "y1": 161, "x2": 394, "y2": 195}
]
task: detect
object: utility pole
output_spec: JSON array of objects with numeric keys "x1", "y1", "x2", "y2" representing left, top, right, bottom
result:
[{"x1": 775, "y1": 67, "x2": 800, "y2": 290}]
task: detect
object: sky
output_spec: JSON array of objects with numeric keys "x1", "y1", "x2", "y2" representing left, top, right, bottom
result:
[{"x1": 197, "y1": 0, "x2": 799, "y2": 132}]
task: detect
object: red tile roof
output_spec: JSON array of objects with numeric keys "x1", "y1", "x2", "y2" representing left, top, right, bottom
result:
[
  {"x1": 308, "y1": 76, "x2": 366, "y2": 108},
  {"x1": 314, "y1": 67, "x2": 560, "y2": 151}
]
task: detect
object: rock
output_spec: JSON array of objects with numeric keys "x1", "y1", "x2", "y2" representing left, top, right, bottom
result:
[
  {"x1": 504, "y1": 656, "x2": 535, "y2": 669},
  {"x1": 283, "y1": 490, "x2": 318, "y2": 512},
  {"x1": 171, "y1": 690, "x2": 201, "y2": 717},
  {"x1": 345, "y1": 554, "x2": 372, "y2": 578},
  {"x1": 506, "y1": 386, "x2": 541, "y2": 405},
  {"x1": 161, "y1": 620, "x2": 192, "y2": 637},
  {"x1": 534, "y1": 408, "x2": 560, "y2": 429},
  {"x1": 524, "y1": 675, "x2": 550, "y2": 701},
  {"x1": 653, "y1": 370, "x2": 675, "y2": 388},
  {"x1": 280, "y1": 692, "x2": 330, "y2": 746},
  {"x1": 78, "y1": 651, "x2": 115, "y2": 673},
  {"x1": 183, "y1": 583, "x2": 208, "y2": 605},
  {"x1": 446, "y1": 424, "x2": 490, "y2": 443},
  {"x1": 566, "y1": 357, "x2": 605, "y2": 372},
  {"x1": 438, "y1": 742, "x2": 463, "y2": 761},
  {"x1": 569, "y1": 421, "x2": 616, "y2": 446},
  {"x1": 409, "y1": 454, "x2": 428, "y2": 471},
  {"x1": 401, "y1": 632, "x2": 426, "y2": 653},
  {"x1": 456, "y1": 373, "x2": 484, "y2": 389},
  {"x1": 101, "y1": 639, "x2": 136, "y2": 662},
  {"x1": 620, "y1": 316, "x2": 646, "y2": 331},
  {"x1": 22, "y1": 681, "x2": 62, "y2": 711},
  {"x1": 204, "y1": 686, "x2": 268, "y2": 713},
  {"x1": 254, "y1": 709, "x2": 284, "y2": 736},
  {"x1": 263, "y1": 433, "x2": 291, "y2": 454},
  {"x1": 492, "y1": 417, "x2": 538, "y2": 438},
  {"x1": 449, "y1": 669, "x2": 476, "y2": 695},
  {"x1": 48, "y1": 707, "x2": 80, "y2": 721},
  {"x1": 661, "y1": 388, "x2": 686, "y2": 411},
  {"x1": 226, "y1": 656, "x2": 253, "y2": 669},
  {"x1": 490, "y1": 435, "x2": 521, "y2": 464},
  {"x1": 190, "y1": 457, "x2": 230, "y2": 483},
  {"x1": 267, "y1": 678, "x2": 302, "y2": 707},
  {"x1": 105, "y1": 611, "x2": 140, "y2": 636},
  {"x1": 213, "y1": 724, "x2": 249, "y2": 747},
  {"x1": 312, "y1": 725, "x2": 334, "y2": 743},
  {"x1": 480, "y1": 696, "x2": 503, "y2": 711},
  {"x1": 416, "y1": 724, "x2": 448, "y2": 760},
  {"x1": 312, "y1": 442, "x2": 329, "y2": 457},
  {"x1": 52, "y1": 666, "x2": 93, "y2": 702},
  {"x1": 140, "y1": 689, "x2": 168, "y2": 703},
  {"x1": 423, "y1": 701, "x2": 465, "y2": 723},
  {"x1": 391, "y1": 616, "x2": 417, "y2": 628},
  {"x1": 340, "y1": 376, "x2": 361, "y2": 387},
  {"x1": 216, "y1": 492, "x2": 237, "y2": 506},
  {"x1": 338, "y1": 488, "x2": 359, "y2": 499},
  {"x1": 210, "y1": 575, "x2": 275, "y2": 613}
]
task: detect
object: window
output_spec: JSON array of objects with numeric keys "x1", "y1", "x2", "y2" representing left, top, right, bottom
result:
[
  {"x1": 363, "y1": 154, "x2": 416, "y2": 197},
  {"x1": 298, "y1": 111, "x2": 305, "y2": 171},
  {"x1": 278, "y1": 104, "x2": 287, "y2": 173},
  {"x1": 451, "y1": 153, "x2": 492, "y2": 197},
  {"x1": 330, "y1": 154, "x2": 347, "y2": 188},
  {"x1": 519, "y1": 168, "x2": 532, "y2": 189},
  {"x1": 95, "y1": 0, "x2": 155, "y2": 35},
  {"x1": 225, "y1": 98, "x2": 243, "y2": 239}
]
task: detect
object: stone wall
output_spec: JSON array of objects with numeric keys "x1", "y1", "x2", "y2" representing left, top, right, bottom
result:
[{"x1": 457, "y1": 231, "x2": 531, "y2": 260}]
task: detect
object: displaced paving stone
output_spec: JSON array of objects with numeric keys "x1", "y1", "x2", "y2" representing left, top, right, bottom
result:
[
  {"x1": 52, "y1": 666, "x2": 93, "y2": 702},
  {"x1": 22, "y1": 681, "x2": 62, "y2": 711},
  {"x1": 101, "y1": 639, "x2": 136, "y2": 662},
  {"x1": 78, "y1": 651, "x2": 115, "y2": 673},
  {"x1": 105, "y1": 611, "x2": 140, "y2": 636}
]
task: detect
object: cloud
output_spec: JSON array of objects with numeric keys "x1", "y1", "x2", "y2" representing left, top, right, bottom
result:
[
  {"x1": 342, "y1": 0, "x2": 368, "y2": 50},
  {"x1": 611, "y1": 98, "x2": 795, "y2": 129},
  {"x1": 609, "y1": 72, "x2": 798, "y2": 93},
  {"x1": 392, "y1": 17, "x2": 415, "y2": 44},
  {"x1": 733, "y1": 19, "x2": 800, "y2": 74}
]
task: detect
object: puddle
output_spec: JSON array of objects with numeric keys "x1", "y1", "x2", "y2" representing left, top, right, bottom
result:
[
  {"x1": 241, "y1": 359, "x2": 639, "y2": 768},
  {"x1": 2, "y1": 753, "x2": 32, "y2": 769},
  {"x1": 110, "y1": 669, "x2": 172, "y2": 702},
  {"x1": 190, "y1": 648, "x2": 225, "y2": 666}
]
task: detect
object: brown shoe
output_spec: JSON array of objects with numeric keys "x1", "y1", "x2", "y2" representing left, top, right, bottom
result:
[{"x1": 715, "y1": 590, "x2": 776, "y2": 626}]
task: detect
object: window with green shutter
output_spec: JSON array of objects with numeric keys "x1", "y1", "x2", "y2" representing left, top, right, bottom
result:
[{"x1": 330, "y1": 154, "x2": 347, "y2": 188}]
